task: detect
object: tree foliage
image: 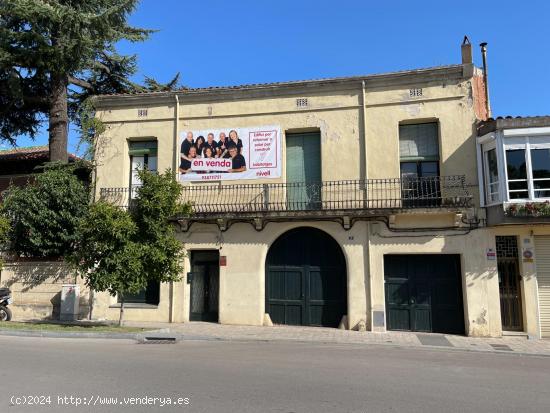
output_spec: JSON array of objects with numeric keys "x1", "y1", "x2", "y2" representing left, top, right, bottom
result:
[
  {"x1": 2, "y1": 164, "x2": 90, "y2": 258},
  {"x1": 70, "y1": 169, "x2": 190, "y2": 325},
  {"x1": 0, "y1": 0, "x2": 179, "y2": 161},
  {"x1": 0, "y1": 210, "x2": 10, "y2": 269},
  {"x1": 0, "y1": 211, "x2": 9, "y2": 246}
]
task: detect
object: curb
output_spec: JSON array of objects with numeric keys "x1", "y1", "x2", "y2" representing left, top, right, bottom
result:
[
  {"x1": 167, "y1": 330, "x2": 550, "y2": 358},
  {"x1": 1, "y1": 328, "x2": 549, "y2": 358},
  {"x1": 0, "y1": 329, "x2": 139, "y2": 340}
]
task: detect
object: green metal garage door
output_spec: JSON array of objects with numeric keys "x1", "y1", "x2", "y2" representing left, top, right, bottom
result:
[
  {"x1": 384, "y1": 254, "x2": 465, "y2": 334},
  {"x1": 266, "y1": 227, "x2": 347, "y2": 327}
]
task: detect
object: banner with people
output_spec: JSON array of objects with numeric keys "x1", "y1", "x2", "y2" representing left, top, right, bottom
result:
[{"x1": 178, "y1": 125, "x2": 282, "y2": 181}]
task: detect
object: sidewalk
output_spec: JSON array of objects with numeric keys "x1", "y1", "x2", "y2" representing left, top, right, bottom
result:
[{"x1": 125, "y1": 321, "x2": 550, "y2": 356}]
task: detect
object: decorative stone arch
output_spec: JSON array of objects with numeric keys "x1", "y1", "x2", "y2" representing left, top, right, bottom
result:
[{"x1": 265, "y1": 227, "x2": 347, "y2": 327}]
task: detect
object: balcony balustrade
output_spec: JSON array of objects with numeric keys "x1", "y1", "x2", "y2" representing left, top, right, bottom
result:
[{"x1": 99, "y1": 175, "x2": 471, "y2": 220}]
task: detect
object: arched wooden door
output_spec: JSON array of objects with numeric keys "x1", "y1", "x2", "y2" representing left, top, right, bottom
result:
[{"x1": 266, "y1": 227, "x2": 347, "y2": 327}]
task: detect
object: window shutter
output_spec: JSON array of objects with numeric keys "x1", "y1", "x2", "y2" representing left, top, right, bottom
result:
[
  {"x1": 129, "y1": 140, "x2": 158, "y2": 156},
  {"x1": 286, "y1": 133, "x2": 321, "y2": 184},
  {"x1": 399, "y1": 123, "x2": 439, "y2": 161}
]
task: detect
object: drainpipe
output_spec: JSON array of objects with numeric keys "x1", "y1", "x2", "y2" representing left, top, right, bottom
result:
[
  {"x1": 361, "y1": 80, "x2": 368, "y2": 181},
  {"x1": 173, "y1": 94, "x2": 180, "y2": 175},
  {"x1": 361, "y1": 79, "x2": 373, "y2": 331},
  {"x1": 479, "y1": 42, "x2": 492, "y2": 118},
  {"x1": 169, "y1": 94, "x2": 180, "y2": 323}
]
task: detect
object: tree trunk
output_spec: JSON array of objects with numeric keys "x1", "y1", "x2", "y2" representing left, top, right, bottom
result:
[
  {"x1": 48, "y1": 73, "x2": 69, "y2": 163},
  {"x1": 119, "y1": 296, "x2": 125, "y2": 327}
]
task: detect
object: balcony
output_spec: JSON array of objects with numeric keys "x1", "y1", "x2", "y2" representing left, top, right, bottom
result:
[
  {"x1": 477, "y1": 123, "x2": 550, "y2": 225},
  {"x1": 100, "y1": 175, "x2": 471, "y2": 230}
]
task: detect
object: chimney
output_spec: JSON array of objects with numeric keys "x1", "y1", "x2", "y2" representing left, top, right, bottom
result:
[
  {"x1": 479, "y1": 42, "x2": 492, "y2": 118},
  {"x1": 461, "y1": 36, "x2": 472, "y2": 64}
]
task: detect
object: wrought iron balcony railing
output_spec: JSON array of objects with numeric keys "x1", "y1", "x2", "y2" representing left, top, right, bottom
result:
[{"x1": 99, "y1": 175, "x2": 471, "y2": 217}]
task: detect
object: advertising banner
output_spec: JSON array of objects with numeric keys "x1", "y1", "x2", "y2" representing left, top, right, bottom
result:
[{"x1": 178, "y1": 125, "x2": 281, "y2": 181}]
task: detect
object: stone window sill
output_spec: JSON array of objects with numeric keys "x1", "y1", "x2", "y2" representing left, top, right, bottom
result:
[{"x1": 109, "y1": 303, "x2": 158, "y2": 309}]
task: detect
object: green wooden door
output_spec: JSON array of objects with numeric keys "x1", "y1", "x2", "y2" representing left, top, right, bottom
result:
[
  {"x1": 266, "y1": 227, "x2": 347, "y2": 327},
  {"x1": 266, "y1": 266, "x2": 305, "y2": 326},
  {"x1": 286, "y1": 133, "x2": 322, "y2": 209},
  {"x1": 384, "y1": 255, "x2": 464, "y2": 334}
]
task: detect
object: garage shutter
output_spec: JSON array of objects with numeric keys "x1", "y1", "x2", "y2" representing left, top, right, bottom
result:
[
  {"x1": 384, "y1": 254, "x2": 465, "y2": 334},
  {"x1": 535, "y1": 236, "x2": 550, "y2": 337}
]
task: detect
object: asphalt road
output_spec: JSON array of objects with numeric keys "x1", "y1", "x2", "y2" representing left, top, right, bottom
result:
[{"x1": 1, "y1": 335, "x2": 550, "y2": 413}]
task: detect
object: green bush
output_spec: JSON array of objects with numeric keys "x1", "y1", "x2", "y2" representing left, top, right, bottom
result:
[{"x1": 2, "y1": 165, "x2": 89, "y2": 258}]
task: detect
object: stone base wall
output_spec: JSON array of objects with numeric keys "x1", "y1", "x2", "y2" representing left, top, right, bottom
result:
[{"x1": 0, "y1": 260, "x2": 89, "y2": 321}]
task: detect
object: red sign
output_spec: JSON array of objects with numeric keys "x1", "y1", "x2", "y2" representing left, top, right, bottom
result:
[{"x1": 219, "y1": 256, "x2": 227, "y2": 266}]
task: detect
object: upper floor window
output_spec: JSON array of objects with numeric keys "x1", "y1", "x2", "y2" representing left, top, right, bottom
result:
[
  {"x1": 503, "y1": 138, "x2": 550, "y2": 201},
  {"x1": 485, "y1": 148, "x2": 500, "y2": 203},
  {"x1": 399, "y1": 122, "x2": 441, "y2": 206},
  {"x1": 399, "y1": 122, "x2": 440, "y2": 179},
  {"x1": 129, "y1": 140, "x2": 157, "y2": 197},
  {"x1": 479, "y1": 133, "x2": 550, "y2": 204},
  {"x1": 505, "y1": 149, "x2": 527, "y2": 199},
  {"x1": 531, "y1": 147, "x2": 550, "y2": 198}
]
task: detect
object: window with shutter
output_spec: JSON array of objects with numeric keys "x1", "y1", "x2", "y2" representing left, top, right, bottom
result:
[
  {"x1": 129, "y1": 140, "x2": 158, "y2": 197},
  {"x1": 399, "y1": 123, "x2": 440, "y2": 179},
  {"x1": 399, "y1": 123, "x2": 441, "y2": 207},
  {"x1": 286, "y1": 132, "x2": 321, "y2": 210}
]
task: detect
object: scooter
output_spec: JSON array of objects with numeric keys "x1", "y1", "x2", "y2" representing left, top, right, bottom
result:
[{"x1": 0, "y1": 288, "x2": 12, "y2": 321}]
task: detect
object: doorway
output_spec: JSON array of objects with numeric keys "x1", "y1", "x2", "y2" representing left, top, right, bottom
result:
[
  {"x1": 496, "y1": 236, "x2": 523, "y2": 331},
  {"x1": 384, "y1": 254, "x2": 465, "y2": 334},
  {"x1": 190, "y1": 250, "x2": 219, "y2": 322},
  {"x1": 265, "y1": 227, "x2": 347, "y2": 327}
]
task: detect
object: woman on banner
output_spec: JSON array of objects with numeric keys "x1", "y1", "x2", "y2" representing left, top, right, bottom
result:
[
  {"x1": 179, "y1": 131, "x2": 194, "y2": 173},
  {"x1": 195, "y1": 135, "x2": 205, "y2": 158},
  {"x1": 228, "y1": 129, "x2": 243, "y2": 155},
  {"x1": 201, "y1": 146, "x2": 216, "y2": 174}
]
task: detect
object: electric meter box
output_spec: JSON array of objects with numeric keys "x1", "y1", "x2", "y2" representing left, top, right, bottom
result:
[{"x1": 60, "y1": 284, "x2": 80, "y2": 321}]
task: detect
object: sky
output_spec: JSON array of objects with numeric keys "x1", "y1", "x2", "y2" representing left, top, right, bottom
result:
[{"x1": 7, "y1": 0, "x2": 550, "y2": 154}]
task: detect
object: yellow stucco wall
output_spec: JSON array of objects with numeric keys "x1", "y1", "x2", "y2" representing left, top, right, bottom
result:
[
  {"x1": 368, "y1": 224, "x2": 501, "y2": 337},
  {"x1": 94, "y1": 74, "x2": 480, "y2": 197},
  {"x1": 89, "y1": 67, "x2": 517, "y2": 337}
]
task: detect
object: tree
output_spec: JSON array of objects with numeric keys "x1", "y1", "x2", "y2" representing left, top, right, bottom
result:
[
  {"x1": 70, "y1": 169, "x2": 190, "y2": 325},
  {"x1": 0, "y1": 210, "x2": 10, "y2": 270},
  {"x1": 0, "y1": 0, "x2": 179, "y2": 162},
  {"x1": 2, "y1": 164, "x2": 90, "y2": 258}
]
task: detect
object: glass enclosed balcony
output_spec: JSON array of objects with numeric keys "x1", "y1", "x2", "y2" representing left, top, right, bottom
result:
[{"x1": 477, "y1": 126, "x2": 550, "y2": 224}]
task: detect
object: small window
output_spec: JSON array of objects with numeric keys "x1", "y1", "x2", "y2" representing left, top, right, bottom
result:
[
  {"x1": 531, "y1": 148, "x2": 550, "y2": 198},
  {"x1": 118, "y1": 281, "x2": 160, "y2": 305},
  {"x1": 505, "y1": 149, "x2": 528, "y2": 199},
  {"x1": 485, "y1": 148, "x2": 500, "y2": 203}
]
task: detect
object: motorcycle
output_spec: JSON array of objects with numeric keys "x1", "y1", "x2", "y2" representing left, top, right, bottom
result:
[{"x1": 0, "y1": 288, "x2": 12, "y2": 321}]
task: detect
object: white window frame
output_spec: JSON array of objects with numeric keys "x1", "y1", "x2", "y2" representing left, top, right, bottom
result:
[
  {"x1": 502, "y1": 135, "x2": 550, "y2": 203},
  {"x1": 482, "y1": 141, "x2": 501, "y2": 205}
]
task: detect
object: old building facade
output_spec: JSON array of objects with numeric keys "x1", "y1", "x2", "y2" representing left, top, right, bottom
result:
[
  {"x1": 91, "y1": 40, "x2": 542, "y2": 338},
  {"x1": 477, "y1": 116, "x2": 550, "y2": 338}
]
